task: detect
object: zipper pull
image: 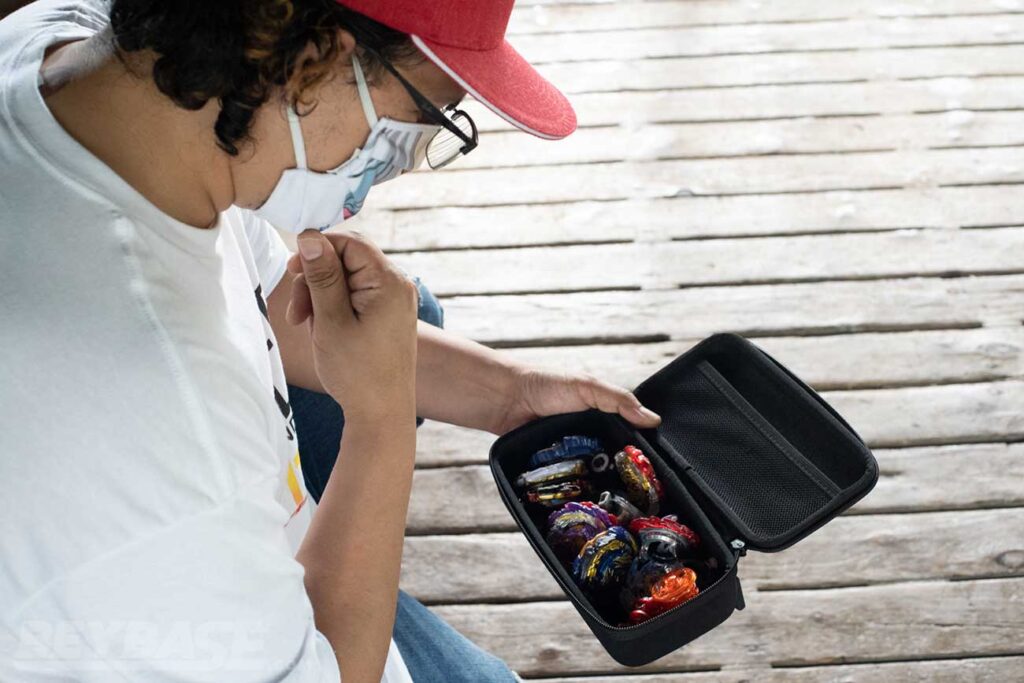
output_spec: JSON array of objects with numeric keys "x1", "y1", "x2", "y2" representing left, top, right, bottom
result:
[{"x1": 730, "y1": 539, "x2": 747, "y2": 557}]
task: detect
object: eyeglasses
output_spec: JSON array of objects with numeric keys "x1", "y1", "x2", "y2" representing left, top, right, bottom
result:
[{"x1": 355, "y1": 42, "x2": 478, "y2": 170}]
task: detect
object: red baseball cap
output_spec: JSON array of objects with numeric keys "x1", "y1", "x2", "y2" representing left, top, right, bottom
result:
[{"x1": 335, "y1": 0, "x2": 577, "y2": 140}]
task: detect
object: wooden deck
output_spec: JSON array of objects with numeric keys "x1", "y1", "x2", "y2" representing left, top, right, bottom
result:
[{"x1": 354, "y1": 1, "x2": 1024, "y2": 680}]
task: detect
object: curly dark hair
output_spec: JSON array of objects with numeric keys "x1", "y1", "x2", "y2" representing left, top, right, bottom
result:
[{"x1": 109, "y1": 0, "x2": 422, "y2": 155}]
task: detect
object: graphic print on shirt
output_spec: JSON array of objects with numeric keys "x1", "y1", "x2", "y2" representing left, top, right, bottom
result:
[{"x1": 255, "y1": 282, "x2": 307, "y2": 519}]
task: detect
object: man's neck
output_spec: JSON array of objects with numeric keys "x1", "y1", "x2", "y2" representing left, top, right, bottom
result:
[{"x1": 40, "y1": 33, "x2": 235, "y2": 229}]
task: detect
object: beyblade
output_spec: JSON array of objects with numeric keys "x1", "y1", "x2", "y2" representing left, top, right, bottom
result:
[
  {"x1": 515, "y1": 459, "x2": 589, "y2": 490},
  {"x1": 613, "y1": 445, "x2": 663, "y2": 515},
  {"x1": 629, "y1": 515, "x2": 701, "y2": 560},
  {"x1": 597, "y1": 490, "x2": 645, "y2": 527},
  {"x1": 528, "y1": 435, "x2": 606, "y2": 469},
  {"x1": 545, "y1": 501, "x2": 616, "y2": 565},
  {"x1": 618, "y1": 555, "x2": 692, "y2": 613},
  {"x1": 572, "y1": 526, "x2": 637, "y2": 592},
  {"x1": 627, "y1": 567, "x2": 700, "y2": 624},
  {"x1": 525, "y1": 479, "x2": 591, "y2": 508}
]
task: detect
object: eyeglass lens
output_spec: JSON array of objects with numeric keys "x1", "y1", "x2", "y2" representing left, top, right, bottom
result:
[{"x1": 426, "y1": 111, "x2": 476, "y2": 169}]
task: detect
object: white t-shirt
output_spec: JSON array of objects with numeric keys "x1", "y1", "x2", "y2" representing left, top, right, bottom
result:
[{"x1": 0, "y1": 2, "x2": 412, "y2": 682}]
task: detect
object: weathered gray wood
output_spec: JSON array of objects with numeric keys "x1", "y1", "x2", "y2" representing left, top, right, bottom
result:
[
  {"x1": 412, "y1": 380, "x2": 1024, "y2": 468},
  {"x1": 390, "y1": 227, "x2": 1024, "y2": 295},
  {"x1": 535, "y1": 45, "x2": 1024, "y2": 94},
  {"x1": 424, "y1": 111, "x2": 1024, "y2": 171},
  {"x1": 509, "y1": 15, "x2": 1024, "y2": 64},
  {"x1": 408, "y1": 443, "x2": 1024, "y2": 531},
  {"x1": 434, "y1": 275, "x2": 1024, "y2": 346},
  {"x1": 827, "y1": 381, "x2": 1024, "y2": 447},
  {"x1": 373, "y1": 147, "x2": 1024, "y2": 209},
  {"x1": 861, "y1": 443, "x2": 1024, "y2": 513},
  {"x1": 510, "y1": 0, "x2": 1024, "y2": 33},
  {"x1": 523, "y1": 656, "x2": 1024, "y2": 683},
  {"x1": 428, "y1": 578, "x2": 1024, "y2": 675},
  {"x1": 382, "y1": 145, "x2": 1024, "y2": 208},
  {"x1": 458, "y1": 76, "x2": 1024, "y2": 133},
  {"x1": 354, "y1": 186, "x2": 1024, "y2": 251},
  {"x1": 430, "y1": 328, "x2": 1024, "y2": 393},
  {"x1": 400, "y1": 508, "x2": 1024, "y2": 603}
]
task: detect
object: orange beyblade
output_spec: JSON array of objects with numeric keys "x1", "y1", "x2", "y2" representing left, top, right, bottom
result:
[{"x1": 627, "y1": 567, "x2": 700, "y2": 624}]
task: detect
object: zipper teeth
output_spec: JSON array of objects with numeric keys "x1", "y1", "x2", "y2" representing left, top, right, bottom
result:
[{"x1": 492, "y1": 462, "x2": 736, "y2": 633}]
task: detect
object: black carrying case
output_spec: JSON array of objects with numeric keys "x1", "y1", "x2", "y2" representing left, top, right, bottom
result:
[{"x1": 487, "y1": 333, "x2": 879, "y2": 666}]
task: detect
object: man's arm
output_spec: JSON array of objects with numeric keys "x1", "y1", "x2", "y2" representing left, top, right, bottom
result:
[{"x1": 267, "y1": 262, "x2": 522, "y2": 435}]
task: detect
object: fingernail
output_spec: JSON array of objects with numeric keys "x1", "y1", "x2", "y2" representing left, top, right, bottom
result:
[
  {"x1": 298, "y1": 233, "x2": 323, "y2": 260},
  {"x1": 634, "y1": 405, "x2": 660, "y2": 422}
]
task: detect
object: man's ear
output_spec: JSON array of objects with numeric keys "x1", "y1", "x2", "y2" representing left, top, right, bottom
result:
[
  {"x1": 285, "y1": 40, "x2": 337, "y2": 116},
  {"x1": 336, "y1": 28, "x2": 357, "y2": 60}
]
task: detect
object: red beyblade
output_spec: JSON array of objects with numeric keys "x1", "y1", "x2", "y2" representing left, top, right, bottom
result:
[
  {"x1": 628, "y1": 567, "x2": 700, "y2": 624},
  {"x1": 613, "y1": 445, "x2": 663, "y2": 515},
  {"x1": 628, "y1": 515, "x2": 701, "y2": 552}
]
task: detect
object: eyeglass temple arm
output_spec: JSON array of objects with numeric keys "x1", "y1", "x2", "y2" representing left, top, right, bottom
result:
[{"x1": 356, "y1": 43, "x2": 477, "y2": 151}]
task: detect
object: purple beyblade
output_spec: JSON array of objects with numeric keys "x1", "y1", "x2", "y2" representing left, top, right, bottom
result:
[{"x1": 545, "y1": 501, "x2": 616, "y2": 565}]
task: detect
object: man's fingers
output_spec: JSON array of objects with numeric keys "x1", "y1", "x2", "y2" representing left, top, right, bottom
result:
[
  {"x1": 578, "y1": 374, "x2": 662, "y2": 427},
  {"x1": 622, "y1": 397, "x2": 661, "y2": 426},
  {"x1": 320, "y1": 229, "x2": 388, "y2": 279},
  {"x1": 295, "y1": 230, "x2": 354, "y2": 325},
  {"x1": 286, "y1": 273, "x2": 312, "y2": 326}
]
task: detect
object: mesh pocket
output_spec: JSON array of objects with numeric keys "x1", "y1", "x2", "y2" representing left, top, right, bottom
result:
[{"x1": 653, "y1": 360, "x2": 839, "y2": 542}]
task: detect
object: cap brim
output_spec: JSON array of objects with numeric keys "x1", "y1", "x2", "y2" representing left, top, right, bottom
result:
[{"x1": 410, "y1": 35, "x2": 577, "y2": 140}]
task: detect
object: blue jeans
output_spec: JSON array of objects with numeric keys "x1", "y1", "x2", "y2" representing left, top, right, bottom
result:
[{"x1": 286, "y1": 276, "x2": 521, "y2": 683}]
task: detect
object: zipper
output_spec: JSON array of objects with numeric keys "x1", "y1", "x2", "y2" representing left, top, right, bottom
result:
[{"x1": 490, "y1": 457, "x2": 741, "y2": 633}]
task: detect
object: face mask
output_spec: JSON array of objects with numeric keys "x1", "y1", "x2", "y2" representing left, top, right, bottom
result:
[{"x1": 254, "y1": 53, "x2": 441, "y2": 233}]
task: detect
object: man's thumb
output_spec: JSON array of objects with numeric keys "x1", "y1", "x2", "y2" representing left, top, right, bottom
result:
[{"x1": 296, "y1": 230, "x2": 351, "y2": 320}]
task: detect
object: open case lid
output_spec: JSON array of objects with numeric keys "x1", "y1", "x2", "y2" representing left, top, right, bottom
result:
[{"x1": 631, "y1": 333, "x2": 878, "y2": 552}]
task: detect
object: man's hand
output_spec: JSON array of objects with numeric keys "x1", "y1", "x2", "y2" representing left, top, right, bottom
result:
[{"x1": 490, "y1": 366, "x2": 662, "y2": 436}]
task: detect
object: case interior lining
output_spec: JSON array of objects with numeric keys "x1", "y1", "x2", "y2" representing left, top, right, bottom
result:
[
  {"x1": 635, "y1": 338, "x2": 873, "y2": 547},
  {"x1": 492, "y1": 409, "x2": 732, "y2": 628}
]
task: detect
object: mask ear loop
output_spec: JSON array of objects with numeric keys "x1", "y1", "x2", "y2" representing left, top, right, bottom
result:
[
  {"x1": 286, "y1": 106, "x2": 308, "y2": 170},
  {"x1": 351, "y1": 52, "x2": 379, "y2": 128}
]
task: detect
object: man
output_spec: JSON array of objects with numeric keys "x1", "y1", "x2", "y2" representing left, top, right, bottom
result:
[{"x1": 0, "y1": 1, "x2": 662, "y2": 680}]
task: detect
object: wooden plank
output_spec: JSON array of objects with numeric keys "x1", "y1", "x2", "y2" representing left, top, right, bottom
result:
[
  {"x1": 510, "y1": 0, "x2": 1024, "y2": 33},
  {"x1": 390, "y1": 227, "x2": 1024, "y2": 295},
  {"x1": 374, "y1": 146, "x2": 1024, "y2": 209},
  {"x1": 459, "y1": 76, "x2": 1024, "y2": 132},
  {"x1": 858, "y1": 442, "x2": 1024, "y2": 513},
  {"x1": 522, "y1": 656, "x2": 1024, "y2": 683},
  {"x1": 429, "y1": 328, "x2": 1024, "y2": 393},
  {"x1": 400, "y1": 509, "x2": 1024, "y2": 603},
  {"x1": 412, "y1": 380, "x2": 1024, "y2": 463},
  {"x1": 420, "y1": 111, "x2": 1024, "y2": 171},
  {"x1": 510, "y1": 15, "x2": 1024, "y2": 64},
  {"x1": 408, "y1": 443, "x2": 1024, "y2": 531},
  {"x1": 535, "y1": 45, "x2": 1024, "y2": 94},
  {"x1": 428, "y1": 578, "x2": 1024, "y2": 675},
  {"x1": 354, "y1": 186, "x2": 1024, "y2": 251},
  {"x1": 434, "y1": 275, "x2": 1024, "y2": 346},
  {"x1": 828, "y1": 381, "x2": 1024, "y2": 447}
]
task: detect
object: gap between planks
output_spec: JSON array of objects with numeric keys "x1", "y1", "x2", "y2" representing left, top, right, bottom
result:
[
  {"x1": 509, "y1": 0, "x2": 1024, "y2": 34},
  {"x1": 516, "y1": 654, "x2": 1024, "y2": 682}
]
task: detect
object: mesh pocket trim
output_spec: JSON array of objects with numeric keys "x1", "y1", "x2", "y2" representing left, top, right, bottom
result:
[{"x1": 697, "y1": 360, "x2": 842, "y2": 498}]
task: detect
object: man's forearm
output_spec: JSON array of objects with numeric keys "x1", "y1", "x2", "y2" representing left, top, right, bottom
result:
[
  {"x1": 269, "y1": 272, "x2": 522, "y2": 433},
  {"x1": 296, "y1": 407, "x2": 417, "y2": 683},
  {"x1": 412, "y1": 319, "x2": 522, "y2": 434}
]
